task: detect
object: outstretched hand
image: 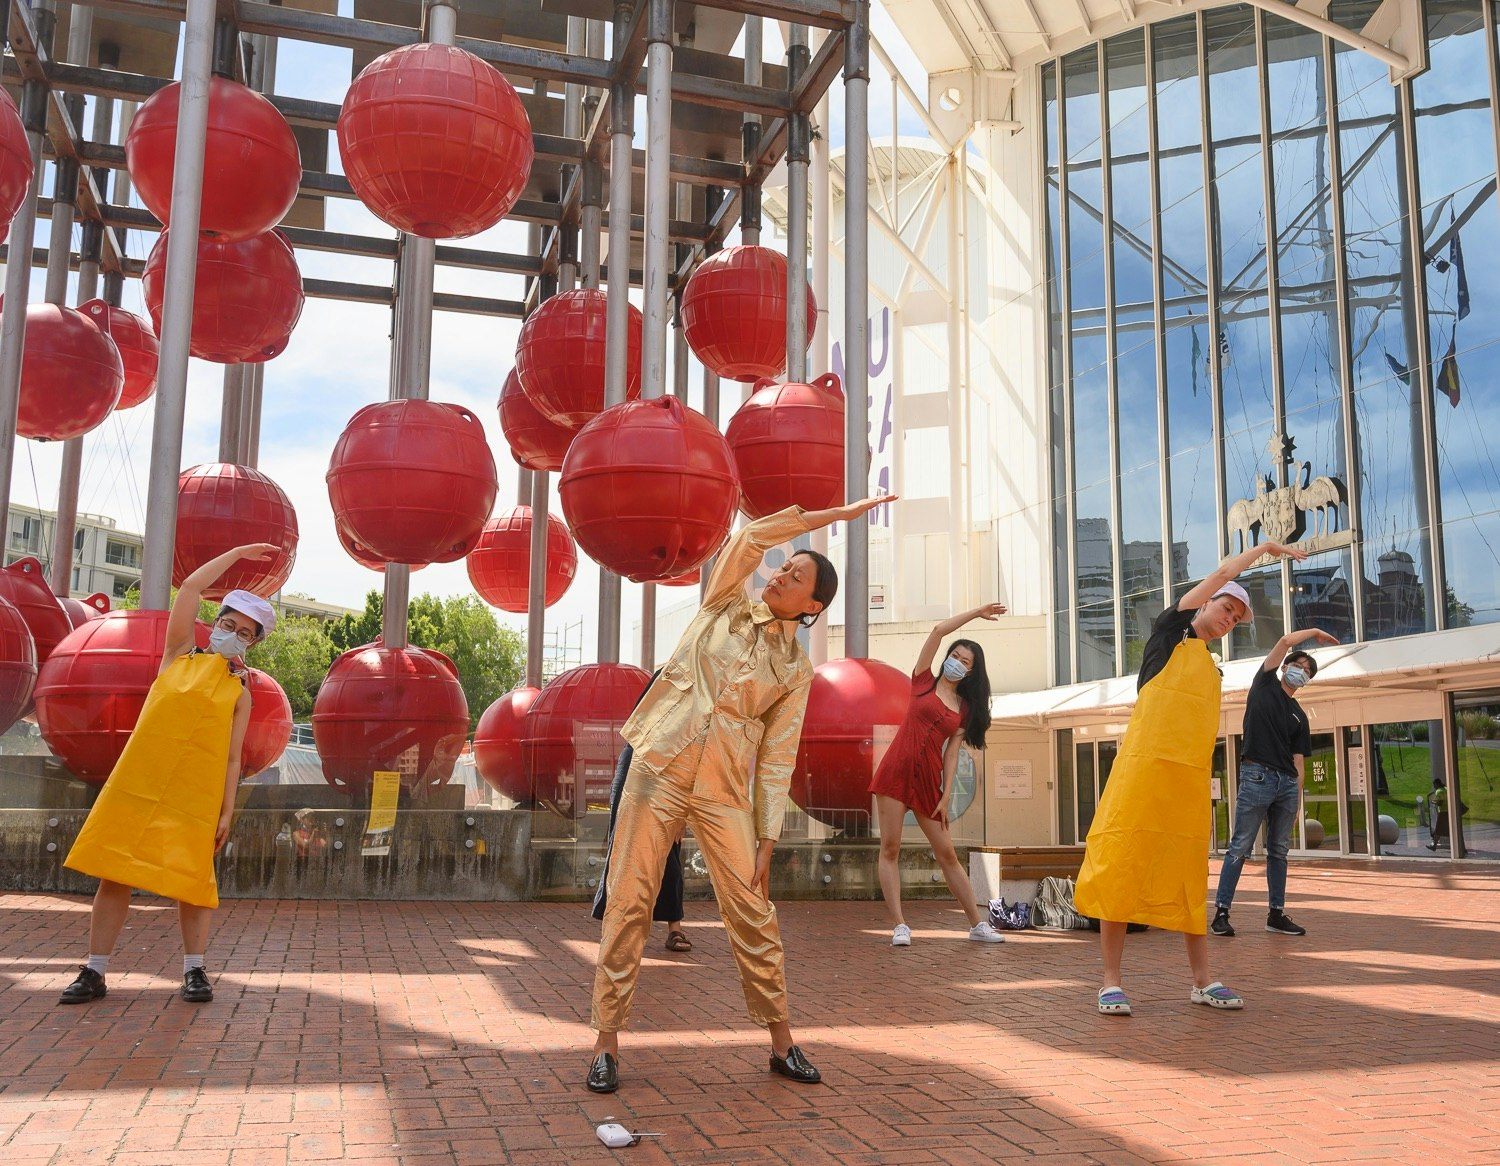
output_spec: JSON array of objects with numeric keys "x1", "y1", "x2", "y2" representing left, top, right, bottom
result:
[
  {"x1": 1304, "y1": 628, "x2": 1340, "y2": 646},
  {"x1": 236, "y1": 542, "x2": 281, "y2": 561},
  {"x1": 976, "y1": 602, "x2": 1007, "y2": 621},
  {"x1": 1261, "y1": 541, "x2": 1310, "y2": 563},
  {"x1": 843, "y1": 494, "x2": 897, "y2": 522}
]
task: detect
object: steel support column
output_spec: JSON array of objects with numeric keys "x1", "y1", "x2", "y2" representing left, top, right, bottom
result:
[{"x1": 842, "y1": 2, "x2": 871, "y2": 659}]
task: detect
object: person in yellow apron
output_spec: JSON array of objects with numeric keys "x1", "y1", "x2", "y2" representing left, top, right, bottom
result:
[
  {"x1": 58, "y1": 543, "x2": 280, "y2": 1006},
  {"x1": 1074, "y1": 540, "x2": 1307, "y2": 1017},
  {"x1": 586, "y1": 494, "x2": 890, "y2": 1095}
]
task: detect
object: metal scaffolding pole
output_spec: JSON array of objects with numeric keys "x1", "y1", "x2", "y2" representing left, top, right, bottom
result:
[
  {"x1": 219, "y1": 365, "x2": 246, "y2": 462},
  {"x1": 742, "y1": 16, "x2": 763, "y2": 246},
  {"x1": 382, "y1": 0, "x2": 453, "y2": 648},
  {"x1": 526, "y1": 470, "x2": 550, "y2": 688},
  {"x1": 785, "y1": 24, "x2": 810, "y2": 384},
  {"x1": 138, "y1": 0, "x2": 215, "y2": 610},
  {"x1": 809, "y1": 28, "x2": 832, "y2": 666},
  {"x1": 842, "y1": 2, "x2": 871, "y2": 659}
]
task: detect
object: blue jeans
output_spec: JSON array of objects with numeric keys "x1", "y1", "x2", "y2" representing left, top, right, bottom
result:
[{"x1": 1215, "y1": 760, "x2": 1299, "y2": 912}]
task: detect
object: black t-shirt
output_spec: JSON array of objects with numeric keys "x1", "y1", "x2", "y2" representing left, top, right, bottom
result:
[
  {"x1": 1137, "y1": 605, "x2": 1197, "y2": 691},
  {"x1": 1239, "y1": 666, "x2": 1311, "y2": 774}
]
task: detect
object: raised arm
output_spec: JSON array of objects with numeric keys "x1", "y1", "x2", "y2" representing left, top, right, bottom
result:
[
  {"x1": 914, "y1": 601, "x2": 1007, "y2": 675},
  {"x1": 1178, "y1": 542, "x2": 1309, "y2": 611},
  {"x1": 1260, "y1": 627, "x2": 1340, "y2": 673},
  {"x1": 163, "y1": 543, "x2": 280, "y2": 661}
]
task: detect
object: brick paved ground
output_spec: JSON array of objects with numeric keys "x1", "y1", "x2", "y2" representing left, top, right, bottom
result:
[{"x1": 1, "y1": 861, "x2": 1497, "y2": 1165}]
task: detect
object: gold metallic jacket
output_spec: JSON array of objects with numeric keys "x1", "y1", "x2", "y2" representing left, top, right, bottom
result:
[{"x1": 620, "y1": 506, "x2": 815, "y2": 840}]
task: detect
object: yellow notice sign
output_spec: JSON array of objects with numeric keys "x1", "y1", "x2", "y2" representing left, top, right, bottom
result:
[{"x1": 362, "y1": 769, "x2": 400, "y2": 856}]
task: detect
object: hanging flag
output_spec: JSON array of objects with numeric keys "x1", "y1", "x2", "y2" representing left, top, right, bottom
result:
[
  {"x1": 1384, "y1": 351, "x2": 1411, "y2": 385},
  {"x1": 1451, "y1": 224, "x2": 1470, "y2": 321},
  {"x1": 1217, "y1": 329, "x2": 1232, "y2": 368},
  {"x1": 1191, "y1": 326, "x2": 1202, "y2": 397},
  {"x1": 1437, "y1": 336, "x2": 1461, "y2": 408}
]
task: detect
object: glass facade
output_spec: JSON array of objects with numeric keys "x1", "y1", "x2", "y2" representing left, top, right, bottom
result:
[{"x1": 1045, "y1": 1, "x2": 1500, "y2": 684}]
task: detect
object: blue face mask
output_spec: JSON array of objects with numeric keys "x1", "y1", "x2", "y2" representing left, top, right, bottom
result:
[
  {"x1": 942, "y1": 657, "x2": 969, "y2": 683},
  {"x1": 208, "y1": 628, "x2": 245, "y2": 660},
  {"x1": 1282, "y1": 665, "x2": 1309, "y2": 689}
]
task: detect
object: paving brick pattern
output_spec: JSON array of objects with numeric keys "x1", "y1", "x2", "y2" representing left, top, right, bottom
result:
[{"x1": 2, "y1": 861, "x2": 1498, "y2": 1164}]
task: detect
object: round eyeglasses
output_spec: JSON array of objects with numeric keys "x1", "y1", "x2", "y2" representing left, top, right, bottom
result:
[{"x1": 214, "y1": 616, "x2": 257, "y2": 645}]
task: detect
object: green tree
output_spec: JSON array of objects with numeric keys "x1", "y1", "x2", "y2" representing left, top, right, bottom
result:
[
  {"x1": 327, "y1": 589, "x2": 524, "y2": 729},
  {"x1": 245, "y1": 615, "x2": 337, "y2": 719}
]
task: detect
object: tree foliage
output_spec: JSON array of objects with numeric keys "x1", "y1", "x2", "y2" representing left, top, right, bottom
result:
[{"x1": 246, "y1": 615, "x2": 337, "y2": 719}]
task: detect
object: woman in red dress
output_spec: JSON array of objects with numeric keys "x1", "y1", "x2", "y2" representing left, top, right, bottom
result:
[{"x1": 869, "y1": 603, "x2": 1007, "y2": 945}]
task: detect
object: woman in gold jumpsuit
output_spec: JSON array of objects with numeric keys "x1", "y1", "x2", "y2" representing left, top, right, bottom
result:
[{"x1": 587, "y1": 495, "x2": 888, "y2": 1093}]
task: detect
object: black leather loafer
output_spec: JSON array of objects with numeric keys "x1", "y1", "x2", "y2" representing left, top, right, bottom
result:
[
  {"x1": 58, "y1": 966, "x2": 107, "y2": 1005},
  {"x1": 769, "y1": 1044, "x2": 822, "y2": 1084},
  {"x1": 181, "y1": 967, "x2": 213, "y2": 1003},
  {"x1": 586, "y1": 1051, "x2": 618, "y2": 1093}
]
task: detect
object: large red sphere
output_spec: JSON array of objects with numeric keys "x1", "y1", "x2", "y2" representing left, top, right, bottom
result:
[
  {"x1": 514, "y1": 289, "x2": 643, "y2": 428},
  {"x1": 141, "y1": 228, "x2": 304, "y2": 363},
  {"x1": 466, "y1": 506, "x2": 577, "y2": 613},
  {"x1": 337, "y1": 42, "x2": 534, "y2": 239},
  {"x1": 792, "y1": 658, "x2": 912, "y2": 832},
  {"x1": 9, "y1": 302, "x2": 124, "y2": 440},
  {"x1": 241, "y1": 667, "x2": 293, "y2": 778},
  {"x1": 680, "y1": 246, "x2": 818, "y2": 382},
  {"x1": 80, "y1": 300, "x2": 158, "y2": 410},
  {"x1": 0, "y1": 595, "x2": 37, "y2": 733},
  {"x1": 726, "y1": 372, "x2": 846, "y2": 519},
  {"x1": 173, "y1": 463, "x2": 299, "y2": 599},
  {"x1": 0, "y1": 557, "x2": 74, "y2": 668},
  {"x1": 59, "y1": 593, "x2": 110, "y2": 630},
  {"x1": 335, "y1": 522, "x2": 426, "y2": 575},
  {"x1": 326, "y1": 400, "x2": 498, "y2": 565},
  {"x1": 0, "y1": 90, "x2": 33, "y2": 234},
  {"x1": 497, "y1": 367, "x2": 574, "y2": 472},
  {"x1": 125, "y1": 76, "x2": 301, "y2": 241},
  {"x1": 559, "y1": 396, "x2": 738, "y2": 583},
  {"x1": 521, "y1": 663, "x2": 650, "y2": 818},
  {"x1": 311, "y1": 640, "x2": 470, "y2": 795},
  {"x1": 473, "y1": 685, "x2": 540, "y2": 802},
  {"x1": 34, "y1": 611, "x2": 209, "y2": 784}
]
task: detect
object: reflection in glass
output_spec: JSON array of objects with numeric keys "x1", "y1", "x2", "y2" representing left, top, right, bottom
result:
[{"x1": 1449, "y1": 692, "x2": 1499, "y2": 859}]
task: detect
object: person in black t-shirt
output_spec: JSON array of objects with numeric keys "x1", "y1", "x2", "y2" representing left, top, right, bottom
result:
[{"x1": 1211, "y1": 627, "x2": 1338, "y2": 938}]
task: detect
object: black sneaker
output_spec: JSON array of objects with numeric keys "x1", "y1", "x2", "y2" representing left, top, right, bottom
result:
[
  {"x1": 1266, "y1": 910, "x2": 1306, "y2": 936},
  {"x1": 181, "y1": 966, "x2": 213, "y2": 1003},
  {"x1": 58, "y1": 965, "x2": 107, "y2": 1005},
  {"x1": 1210, "y1": 908, "x2": 1234, "y2": 937}
]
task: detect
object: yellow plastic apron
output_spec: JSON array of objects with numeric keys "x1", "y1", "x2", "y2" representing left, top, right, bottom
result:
[
  {"x1": 65, "y1": 651, "x2": 242, "y2": 908},
  {"x1": 1074, "y1": 636, "x2": 1220, "y2": 934}
]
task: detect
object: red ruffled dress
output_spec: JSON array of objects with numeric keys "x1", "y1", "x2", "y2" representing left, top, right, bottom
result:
[{"x1": 868, "y1": 666, "x2": 966, "y2": 820}]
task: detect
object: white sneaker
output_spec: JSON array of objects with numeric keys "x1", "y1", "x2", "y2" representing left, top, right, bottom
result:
[
  {"x1": 969, "y1": 921, "x2": 1006, "y2": 943},
  {"x1": 891, "y1": 923, "x2": 912, "y2": 946}
]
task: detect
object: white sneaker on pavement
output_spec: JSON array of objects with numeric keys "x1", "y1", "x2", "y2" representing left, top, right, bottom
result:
[
  {"x1": 969, "y1": 921, "x2": 1006, "y2": 943},
  {"x1": 891, "y1": 923, "x2": 912, "y2": 946}
]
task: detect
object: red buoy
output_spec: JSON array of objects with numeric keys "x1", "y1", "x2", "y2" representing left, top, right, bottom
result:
[
  {"x1": 34, "y1": 611, "x2": 209, "y2": 784},
  {"x1": 466, "y1": 506, "x2": 577, "y2": 614},
  {"x1": 726, "y1": 373, "x2": 845, "y2": 518},
  {"x1": 514, "y1": 289, "x2": 643, "y2": 428},
  {"x1": 680, "y1": 246, "x2": 818, "y2": 382},
  {"x1": 521, "y1": 663, "x2": 650, "y2": 817},
  {"x1": 311, "y1": 640, "x2": 470, "y2": 795},
  {"x1": 0, "y1": 90, "x2": 34, "y2": 234},
  {"x1": 0, "y1": 557, "x2": 74, "y2": 668},
  {"x1": 9, "y1": 301, "x2": 123, "y2": 441},
  {"x1": 59, "y1": 593, "x2": 110, "y2": 630},
  {"x1": 141, "y1": 228, "x2": 304, "y2": 364},
  {"x1": 497, "y1": 367, "x2": 575, "y2": 472},
  {"x1": 125, "y1": 76, "x2": 301, "y2": 241},
  {"x1": 337, "y1": 42, "x2": 534, "y2": 239},
  {"x1": 326, "y1": 400, "x2": 498, "y2": 565},
  {"x1": 473, "y1": 685, "x2": 540, "y2": 803},
  {"x1": 173, "y1": 464, "x2": 299, "y2": 600},
  {"x1": 559, "y1": 396, "x2": 738, "y2": 583},
  {"x1": 80, "y1": 300, "x2": 158, "y2": 410},
  {"x1": 0, "y1": 596, "x2": 37, "y2": 734},
  {"x1": 792, "y1": 658, "x2": 911, "y2": 832},
  {"x1": 241, "y1": 667, "x2": 293, "y2": 778}
]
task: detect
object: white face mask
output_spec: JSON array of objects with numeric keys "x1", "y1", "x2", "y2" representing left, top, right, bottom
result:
[
  {"x1": 1282, "y1": 665, "x2": 1309, "y2": 689},
  {"x1": 942, "y1": 657, "x2": 969, "y2": 683},
  {"x1": 208, "y1": 628, "x2": 246, "y2": 659}
]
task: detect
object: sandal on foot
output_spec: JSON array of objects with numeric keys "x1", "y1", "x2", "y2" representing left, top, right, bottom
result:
[
  {"x1": 1097, "y1": 986, "x2": 1132, "y2": 1015},
  {"x1": 1190, "y1": 981, "x2": 1244, "y2": 1009},
  {"x1": 664, "y1": 929, "x2": 692, "y2": 952}
]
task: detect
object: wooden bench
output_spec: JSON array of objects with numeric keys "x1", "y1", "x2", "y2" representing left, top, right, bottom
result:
[{"x1": 993, "y1": 845, "x2": 1086, "y2": 882}]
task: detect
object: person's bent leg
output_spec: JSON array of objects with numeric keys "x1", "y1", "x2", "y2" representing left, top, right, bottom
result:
[
  {"x1": 874, "y1": 795, "x2": 908, "y2": 930},
  {"x1": 1214, "y1": 765, "x2": 1275, "y2": 910},
  {"x1": 1263, "y1": 777, "x2": 1298, "y2": 912},
  {"x1": 913, "y1": 812, "x2": 984, "y2": 929},
  {"x1": 592, "y1": 761, "x2": 686, "y2": 1050}
]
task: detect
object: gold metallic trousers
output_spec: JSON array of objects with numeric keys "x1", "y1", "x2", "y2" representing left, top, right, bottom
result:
[{"x1": 591, "y1": 740, "x2": 788, "y2": 1032}]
